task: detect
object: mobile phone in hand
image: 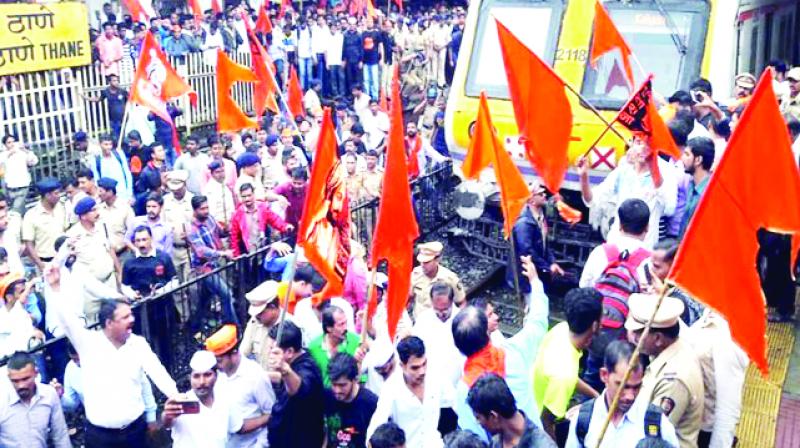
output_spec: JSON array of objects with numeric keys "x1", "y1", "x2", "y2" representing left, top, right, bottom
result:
[{"x1": 177, "y1": 399, "x2": 200, "y2": 414}]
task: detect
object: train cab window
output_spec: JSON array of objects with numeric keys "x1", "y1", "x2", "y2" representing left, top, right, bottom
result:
[
  {"x1": 465, "y1": 0, "x2": 565, "y2": 99},
  {"x1": 581, "y1": 1, "x2": 710, "y2": 110}
]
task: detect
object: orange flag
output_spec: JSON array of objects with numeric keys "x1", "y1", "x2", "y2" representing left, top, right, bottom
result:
[
  {"x1": 129, "y1": 32, "x2": 196, "y2": 124},
  {"x1": 462, "y1": 91, "x2": 529, "y2": 238},
  {"x1": 668, "y1": 69, "x2": 800, "y2": 374},
  {"x1": 394, "y1": 0, "x2": 402, "y2": 12},
  {"x1": 255, "y1": 5, "x2": 273, "y2": 34},
  {"x1": 614, "y1": 77, "x2": 680, "y2": 186},
  {"x1": 366, "y1": 0, "x2": 377, "y2": 19},
  {"x1": 590, "y1": 0, "x2": 635, "y2": 88},
  {"x1": 369, "y1": 72, "x2": 419, "y2": 341},
  {"x1": 122, "y1": 0, "x2": 150, "y2": 22},
  {"x1": 496, "y1": 19, "x2": 572, "y2": 194},
  {"x1": 297, "y1": 109, "x2": 351, "y2": 297},
  {"x1": 210, "y1": 0, "x2": 222, "y2": 14},
  {"x1": 187, "y1": 0, "x2": 203, "y2": 21},
  {"x1": 287, "y1": 65, "x2": 304, "y2": 118},
  {"x1": 242, "y1": 11, "x2": 279, "y2": 117},
  {"x1": 216, "y1": 49, "x2": 258, "y2": 132},
  {"x1": 378, "y1": 87, "x2": 388, "y2": 112}
]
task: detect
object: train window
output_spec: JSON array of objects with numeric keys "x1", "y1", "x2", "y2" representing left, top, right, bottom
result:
[
  {"x1": 464, "y1": 0, "x2": 564, "y2": 99},
  {"x1": 580, "y1": 1, "x2": 710, "y2": 110}
]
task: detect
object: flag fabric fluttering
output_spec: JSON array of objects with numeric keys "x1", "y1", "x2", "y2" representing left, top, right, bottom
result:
[
  {"x1": 393, "y1": 0, "x2": 403, "y2": 12},
  {"x1": 668, "y1": 69, "x2": 800, "y2": 374},
  {"x1": 462, "y1": 91, "x2": 529, "y2": 239},
  {"x1": 242, "y1": 10, "x2": 280, "y2": 117},
  {"x1": 495, "y1": 19, "x2": 572, "y2": 195},
  {"x1": 297, "y1": 109, "x2": 352, "y2": 298},
  {"x1": 255, "y1": 5, "x2": 273, "y2": 34},
  {"x1": 369, "y1": 72, "x2": 419, "y2": 341},
  {"x1": 122, "y1": 0, "x2": 153, "y2": 23},
  {"x1": 287, "y1": 65, "x2": 305, "y2": 118},
  {"x1": 188, "y1": 0, "x2": 203, "y2": 21},
  {"x1": 590, "y1": 0, "x2": 635, "y2": 88},
  {"x1": 210, "y1": 0, "x2": 222, "y2": 14},
  {"x1": 614, "y1": 77, "x2": 681, "y2": 186},
  {"x1": 216, "y1": 49, "x2": 259, "y2": 132}
]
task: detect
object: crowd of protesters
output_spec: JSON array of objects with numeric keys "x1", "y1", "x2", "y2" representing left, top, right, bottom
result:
[{"x1": 1, "y1": 0, "x2": 800, "y2": 446}]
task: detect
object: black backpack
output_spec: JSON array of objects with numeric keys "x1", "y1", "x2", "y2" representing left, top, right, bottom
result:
[{"x1": 574, "y1": 398, "x2": 663, "y2": 447}]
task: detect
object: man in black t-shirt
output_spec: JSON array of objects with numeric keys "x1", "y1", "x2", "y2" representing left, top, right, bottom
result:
[
  {"x1": 84, "y1": 74, "x2": 128, "y2": 142},
  {"x1": 267, "y1": 321, "x2": 325, "y2": 448},
  {"x1": 324, "y1": 353, "x2": 379, "y2": 448},
  {"x1": 361, "y1": 19, "x2": 382, "y2": 101}
]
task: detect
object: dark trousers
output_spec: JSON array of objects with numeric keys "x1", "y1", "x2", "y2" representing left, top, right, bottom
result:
[
  {"x1": 316, "y1": 53, "x2": 327, "y2": 94},
  {"x1": 85, "y1": 414, "x2": 147, "y2": 448},
  {"x1": 759, "y1": 231, "x2": 796, "y2": 317},
  {"x1": 329, "y1": 65, "x2": 345, "y2": 98},
  {"x1": 345, "y1": 61, "x2": 361, "y2": 93}
]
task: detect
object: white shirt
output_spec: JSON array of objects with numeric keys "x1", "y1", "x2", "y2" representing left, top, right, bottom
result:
[
  {"x1": 564, "y1": 391, "x2": 679, "y2": 448},
  {"x1": 202, "y1": 180, "x2": 235, "y2": 227},
  {"x1": 310, "y1": 25, "x2": 329, "y2": 55},
  {"x1": 367, "y1": 370, "x2": 448, "y2": 448},
  {"x1": 297, "y1": 27, "x2": 312, "y2": 59},
  {"x1": 303, "y1": 89, "x2": 321, "y2": 115},
  {"x1": 171, "y1": 389, "x2": 243, "y2": 448},
  {"x1": 413, "y1": 306, "x2": 465, "y2": 389},
  {"x1": 370, "y1": 300, "x2": 412, "y2": 343},
  {"x1": 325, "y1": 32, "x2": 344, "y2": 66},
  {"x1": 362, "y1": 111, "x2": 390, "y2": 150},
  {"x1": 585, "y1": 157, "x2": 678, "y2": 249},
  {"x1": 353, "y1": 94, "x2": 370, "y2": 121},
  {"x1": 46, "y1": 284, "x2": 178, "y2": 428},
  {"x1": 0, "y1": 229, "x2": 23, "y2": 273},
  {"x1": 0, "y1": 147, "x2": 38, "y2": 188},
  {"x1": 0, "y1": 301, "x2": 35, "y2": 358},
  {"x1": 216, "y1": 357, "x2": 276, "y2": 447},
  {"x1": 578, "y1": 234, "x2": 649, "y2": 288},
  {"x1": 293, "y1": 296, "x2": 355, "y2": 344}
]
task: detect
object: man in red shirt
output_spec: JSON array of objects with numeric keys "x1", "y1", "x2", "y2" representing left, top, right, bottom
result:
[
  {"x1": 230, "y1": 183, "x2": 293, "y2": 257},
  {"x1": 273, "y1": 167, "x2": 308, "y2": 229}
]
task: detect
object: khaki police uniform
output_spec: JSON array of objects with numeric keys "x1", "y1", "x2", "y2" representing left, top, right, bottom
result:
[
  {"x1": 66, "y1": 221, "x2": 117, "y2": 317},
  {"x1": 21, "y1": 201, "x2": 69, "y2": 261},
  {"x1": 410, "y1": 241, "x2": 465, "y2": 319},
  {"x1": 98, "y1": 198, "x2": 135, "y2": 254},
  {"x1": 240, "y1": 280, "x2": 283, "y2": 371},
  {"x1": 162, "y1": 171, "x2": 195, "y2": 321},
  {"x1": 781, "y1": 67, "x2": 800, "y2": 121},
  {"x1": 626, "y1": 294, "x2": 705, "y2": 448},
  {"x1": 361, "y1": 168, "x2": 384, "y2": 200}
]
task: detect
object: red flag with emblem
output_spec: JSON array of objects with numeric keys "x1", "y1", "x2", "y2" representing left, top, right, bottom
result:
[
  {"x1": 496, "y1": 19, "x2": 572, "y2": 194},
  {"x1": 243, "y1": 10, "x2": 280, "y2": 117},
  {"x1": 369, "y1": 73, "x2": 419, "y2": 342},
  {"x1": 590, "y1": 0, "x2": 635, "y2": 88},
  {"x1": 297, "y1": 109, "x2": 351, "y2": 297},
  {"x1": 668, "y1": 69, "x2": 800, "y2": 374}
]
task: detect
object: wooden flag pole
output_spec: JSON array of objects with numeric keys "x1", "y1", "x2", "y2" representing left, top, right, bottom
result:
[
  {"x1": 560, "y1": 80, "x2": 627, "y2": 142},
  {"x1": 593, "y1": 282, "x2": 673, "y2": 448},
  {"x1": 360, "y1": 265, "x2": 379, "y2": 342},
  {"x1": 114, "y1": 103, "x2": 131, "y2": 154},
  {"x1": 274, "y1": 251, "x2": 300, "y2": 347}
]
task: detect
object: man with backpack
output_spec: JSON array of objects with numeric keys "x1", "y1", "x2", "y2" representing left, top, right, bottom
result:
[
  {"x1": 90, "y1": 134, "x2": 134, "y2": 206},
  {"x1": 564, "y1": 340, "x2": 679, "y2": 448},
  {"x1": 579, "y1": 198, "x2": 652, "y2": 392}
]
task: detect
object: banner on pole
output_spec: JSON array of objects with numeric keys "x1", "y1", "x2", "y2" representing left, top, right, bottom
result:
[{"x1": 0, "y1": 3, "x2": 90, "y2": 76}]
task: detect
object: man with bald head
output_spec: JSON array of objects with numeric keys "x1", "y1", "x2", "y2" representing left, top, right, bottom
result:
[{"x1": 450, "y1": 256, "x2": 553, "y2": 445}]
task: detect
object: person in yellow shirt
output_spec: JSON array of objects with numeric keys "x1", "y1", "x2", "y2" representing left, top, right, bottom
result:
[{"x1": 532, "y1": 288, "x2": 603, "y2": 440}]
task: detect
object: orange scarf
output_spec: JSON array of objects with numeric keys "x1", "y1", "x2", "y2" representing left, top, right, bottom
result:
[
  {"x1": 463, "y1": 343, "x2": 506, "y2": 387},
  {"x1": 406, "y1": 135, "x2": 421, "y2": 178}
]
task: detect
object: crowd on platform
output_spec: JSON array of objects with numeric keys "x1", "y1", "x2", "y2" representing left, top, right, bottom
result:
[{"x1": 1, "y1": 0, "x2": 800, "y2": 447}]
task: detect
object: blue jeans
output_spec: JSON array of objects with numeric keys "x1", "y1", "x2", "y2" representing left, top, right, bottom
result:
[
  {"x1": 274, "y1": 59, "x2": 286, "y2": 89},
  {"x1": 329, "y1": 65, "x2": 345, "y2": 98},
  {"x1": 316, "y1": 53, "x2": 327, "y2": 94},
  {"x1": 362, "y1": 63, "x2": 380, "y2": 100},
  {"x1": 298, "y1": 57, "x2": 313, "y2": 90},
  {"x1": 190, "y1": 274, "x2": 238, "y2": 333}
]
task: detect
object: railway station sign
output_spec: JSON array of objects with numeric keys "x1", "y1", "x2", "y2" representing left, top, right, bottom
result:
[{"x1": 0, "y1": 3, "x2": 90, "y2": 76}]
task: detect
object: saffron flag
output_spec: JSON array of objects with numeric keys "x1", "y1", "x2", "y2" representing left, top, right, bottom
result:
[
  {"x1": 255, "y1": 5, "x2": 273, "y2": 34},
  {"x1": 590, "y1": 0, "x2": 635, "y2": 88},
  {"x1": 370, "y1": 73, "x2": 419, "y2": 341},
  {"x1": 216, "y1": 49, "x2": 258, "y2": 132},
  {"x1": 210, "y1": 0, "x2": 222, "y2": 14},
  {"x1": 129, "y1": 32, "x2": 196, "y2": 127},
  {"x1": 188, "y1": 0, "x2": 203, "y2": 21},
  {"x1": 668, "y1": 69, "x2": 800, "y2": 374},
  {"x1": 614, "y1": 77, "x2": 680, "y2": 185},
  {"x1": 287, "y1": 65, "x2": 304, "y2": 118},
  {"x1": 394, "y1": 0, "x2": 402, "y2": 12},
  {"x1": 297, "y1": 109, "x2": 351, "y2": 297},
  {"x1": 462, "y1": 91, "x2": 529, "y2": 238},
  {"x1": 496, "y1": 19, "x2": 572, "y2": 194},
  {"x1": 122, "y1": 0, "x2": 153, "y2": 22},
  {"x1": 242, "y1": 11, "x2": 280, "y2": 117},
  {"x1": 278, "y1": 0, "x2": 290, "y2": 20},
  {"x1": 366, "y1": 0, "x2": 377, "y2": 19}
]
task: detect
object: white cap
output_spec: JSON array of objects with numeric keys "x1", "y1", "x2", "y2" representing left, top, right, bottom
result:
[
  {"x1": 365, "y1": 337, "x2": 395, "y2": 369},
  {"x1": 189, "y1": 350, "x2": 217, "y2": 373}
]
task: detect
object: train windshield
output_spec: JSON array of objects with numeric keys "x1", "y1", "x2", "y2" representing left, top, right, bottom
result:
[
  {"x1": 464, "y1": 0, "x2": 564, "y2": 99},
  {"x1": 581, "y1": 1, "x2": 710, "y2": 109}
]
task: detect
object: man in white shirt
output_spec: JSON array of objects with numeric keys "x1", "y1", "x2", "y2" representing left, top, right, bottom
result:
[
  {"x1": 361, "y1": 99, "x2": 390, "y2": 152},
  {"x1": 0, "y1": 273, "x2": 42, "y2": 358},
  {"x1": 413, "y1": 282, "x2": 465, "y2": 390},
  {"x1": 205, "y1": 325, "x2": 276, "y2": 447},
  {"x1": 162, "y1": 350, "x2": 245, "y2": 448},
  {"x1": 367, "y1": 336, "x2": 450, "y2": 448},
  {"x1": 173, "y1": 135, "x2": 211, "y2": 195},
  {"x1": 0, "y1": 134, "x2": 39, "y2": 214},
  {"x1": 311, "y1": 17, "x2": 330, "y2": 93},
  {"x1": 89, "y1": 134, "x2": 134, "y2": 204},
  {"x1": 578, "y1": 136, "x2": 678, "y2": 249},
  {"x1": 44, "y1": 265, "x2": 178, "y2": 447},
  {"x1": 326, "y1": 22, "x2": 345, "y2": 98},
  {"x1": 579, "y1": 198, "x2": 651, "y2": 288},
  {"x1": 202, "y1": 160, "x2": 235, "y2": 231}
]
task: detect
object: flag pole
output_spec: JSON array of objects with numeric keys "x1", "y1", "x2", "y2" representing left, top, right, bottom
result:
[
  {"x1": 114, "y1": 103, "x2": 131, "y2": 153},
  {"x1": 593, "y1": 282, "x2": 673, "y2": 448},
  {"x1": 507, "y1": 234, "x2": 524, "y2": 305},
  {"x1": 580, "y1": 117, "x2": 622, "y2": 159},
  {"x1": 274, "y1": 251, "x2": 300, "y2": 347},
  {"x1": 360, "y1": 265, "x2": 379, "y2": 341},
  {"x1": 560, "y1": 81, "x2": 627, "y2": 142}
]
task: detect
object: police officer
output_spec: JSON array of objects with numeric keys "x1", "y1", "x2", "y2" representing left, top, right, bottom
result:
[
  {"x1": 626, "y1": 294, "x2": 705, "y2": 448},
  {"x1": 96, "y1": 177, "x2": 135, "y2": 258},
  {"x1": 240, "y1": 280, "x2": 289, "y2": 371},
  {"x1": 409, "y1": 241, "x2": 465, "y2": 319},
  {"x1": 565, "y1": 340, "x2": 679, "y2": 448},
  {"x1": 21, "y1": 177, "x2": 69, "y2": 271},
  {"x1": 162, "y1": 170, "x2": 195, "y2": 322}
]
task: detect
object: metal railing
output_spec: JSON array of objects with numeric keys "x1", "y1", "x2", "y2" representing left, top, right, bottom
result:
[{"x1": 0, "y1": 161, "x2": 458, "y2": 383}]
